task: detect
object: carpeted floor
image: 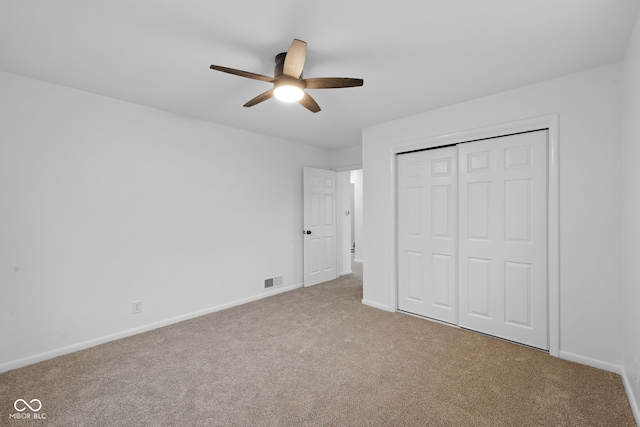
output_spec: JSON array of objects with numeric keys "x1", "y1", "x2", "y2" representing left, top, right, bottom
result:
[{"x1": 1, "y1": 260, "x2": 636, "y2": 426}]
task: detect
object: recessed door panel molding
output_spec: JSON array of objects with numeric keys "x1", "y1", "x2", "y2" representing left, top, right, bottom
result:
[
  {"x1": 324, "y1": 194, "x2": 334, "y2": 226},
  {"x1": 310, "y1": 193, "x2": 320, "y2": 226},
  {"x1": 432, "y1": 254, "x2": 453, "y2": 308},
  {"x1": 432, "y1": 158, "x2": 452, "y2": 177},
  {"x1": 467, "y1": 182, "x2": 491, "y2": 241},
  {"x1": 407, "y1": 251, "x2": 424, "y2": 302},
  {"x1": 466, "y1": 257, "x2": 492, "y2": 319},
  {"x1": 397, "y1": 146, "x2": 458, "y2": 324},
  {"x1": 431, "y1": 185, "x2": 452, "y2": 238},
  {"x1": 504, "y1": 261, "x2": 532, "y2": 328},
  {"x1": 468, "y1": 151, "x2": 491, "y2": 172},
  {"x1": 407, "y1": 161, "x2": 423, "y2": 178},
  {"x1": 505, "y1": 146, "x2": 533, "y2": 169},
  {"x1": 310, "y1": 238, "x2": 320, "y2": 273},
  {"x1": 405, "y1": 187, "x2": 422, "y2": 236},
  {"x1": 504, "y1": 179, "x2": 532, "y2": 243},
  {"x1": 323, "y1": 236, "x2": 335, "y2": 271}
]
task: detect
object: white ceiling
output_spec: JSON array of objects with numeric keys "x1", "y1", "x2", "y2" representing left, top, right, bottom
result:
[{"x1": 1, "y1": 0, "x2": 639, "y2": 150}]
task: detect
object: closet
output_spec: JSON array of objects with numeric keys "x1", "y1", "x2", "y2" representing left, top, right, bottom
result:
[{"x1": 397, "y1": 130, "x2": 548, "y2": 350}]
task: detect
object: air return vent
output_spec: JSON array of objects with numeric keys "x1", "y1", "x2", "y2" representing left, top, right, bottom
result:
[{"x1": 264, "y1": 276, "x2": 283, "y2": 289}]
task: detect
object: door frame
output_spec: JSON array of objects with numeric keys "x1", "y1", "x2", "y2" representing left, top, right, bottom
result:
[
  {"x1": 335, "y1": 164, "x2": 363, "y2": 277},
  {"x1": 389, "y1": 114, "x2": 560, "y2": 357}
]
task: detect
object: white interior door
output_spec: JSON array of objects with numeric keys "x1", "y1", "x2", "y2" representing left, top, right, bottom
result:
[
  {"x1": 303, "y1": 167, "x2": 337, "y2": 287},
  {"x1": 397, "y1": 146, "x2": 458, "y2": 324},
  {"x1": 458, "y1": 131, "x2": 548, "y2": 349}
]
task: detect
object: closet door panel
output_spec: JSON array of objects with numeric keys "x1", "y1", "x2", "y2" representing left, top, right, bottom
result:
[
  {"x1": 398, "y1": 147, "x2": 458, "y2": 324},
  {"x1": 458, "y1": 131, "x2": 548, "y2": 350}
]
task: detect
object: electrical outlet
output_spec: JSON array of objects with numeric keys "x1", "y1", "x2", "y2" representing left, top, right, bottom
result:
[{"x1": 132, "y1": 301, "x2": 142, "y2": 314}]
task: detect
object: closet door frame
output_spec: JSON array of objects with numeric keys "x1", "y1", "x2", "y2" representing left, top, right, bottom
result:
[{"x1": 390, "y1": 114, "x2": 559, "y2": 357}]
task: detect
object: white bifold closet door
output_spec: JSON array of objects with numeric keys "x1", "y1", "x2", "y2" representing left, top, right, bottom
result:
[{"x1": 398, "y1": 131, "x2": 548, "y2": 350}]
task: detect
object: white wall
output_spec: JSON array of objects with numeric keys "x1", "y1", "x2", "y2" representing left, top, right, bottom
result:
[
  {"x1": 362, "y1": 63, "x2": 624, "y2": 370},
  {"x1": 330, "y1": 145, "x2": 362, "y2": 171},
  {"x1": 0, "y1": 71, "x2": 330, "y2": 371},
  {"x1": 621, "y1": 11, "x2": 640, "y2": 421}
]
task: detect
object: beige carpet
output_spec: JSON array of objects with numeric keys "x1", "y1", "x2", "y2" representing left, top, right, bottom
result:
[{"x1": 1, "y1": 261, "x2": 636, "y2": 426}]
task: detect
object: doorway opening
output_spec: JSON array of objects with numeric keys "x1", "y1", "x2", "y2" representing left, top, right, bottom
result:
[{"x1": 336, "y1": 169, "x2": 363, "y2": 276}]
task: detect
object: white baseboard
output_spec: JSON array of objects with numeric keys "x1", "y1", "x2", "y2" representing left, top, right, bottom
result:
[
  {"x1": 621, "y1": 369, "x2": 640, "y2": 426},
  {"x1": 558, "y1": 350, "x2": 623, "y2": 374},
  {"x1": 361, "y1": 299, "x2": 394, "y2": 312},
  {"x1": 0, "y1": 283, "x2": 303, "y2": 373},
  {"x1": 558, "y1": 349, "x2": 640, "y2": 424},
  {"x1": 339, "y1": 269, "x2": 352, "y2": 276}
]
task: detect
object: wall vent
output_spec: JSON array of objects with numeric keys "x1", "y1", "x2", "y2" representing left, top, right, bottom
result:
[{"x1": 264, "y1": 276, "x2": 283, "y2": 289}]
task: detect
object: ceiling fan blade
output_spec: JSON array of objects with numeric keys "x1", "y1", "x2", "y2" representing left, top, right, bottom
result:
[
  {"x1": 283, "y1": 39, "x2": 307, "y2": 78},
  {"x1": 210, "y1": 65, "x2": 273, "y2": 83},
  {"x1": 299, "y1": 91, "x2": 321, "y2": 113},
  {"x1": 244, "y1": 89, "x2": 275, "y2": 107},
  {"x1": 304, "y1": 77, "x2": 364, "y2": 89}
]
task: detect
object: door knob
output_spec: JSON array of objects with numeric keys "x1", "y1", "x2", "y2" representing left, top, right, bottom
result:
[{"x1": 304, "y1": 230, "x2": 312, "y2": 234}]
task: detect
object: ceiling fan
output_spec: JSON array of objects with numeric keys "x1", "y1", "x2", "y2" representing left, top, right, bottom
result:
[{"x1": 209, "y1": 39, "x2": 364, "y2": 113}]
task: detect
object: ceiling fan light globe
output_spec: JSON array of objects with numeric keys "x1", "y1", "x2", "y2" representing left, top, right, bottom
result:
[{"x1": 274, "y1": 85, "x2": 304, "y2": 102}]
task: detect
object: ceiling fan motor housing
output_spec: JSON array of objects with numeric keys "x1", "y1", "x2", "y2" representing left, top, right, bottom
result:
[{"x1": 274, "y1": 52, "x2": 301, "y2": 79}]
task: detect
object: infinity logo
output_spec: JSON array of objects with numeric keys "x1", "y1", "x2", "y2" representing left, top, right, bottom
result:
[{"x1": 14, "y1": 399, "x2": 42, "y2": 412}]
